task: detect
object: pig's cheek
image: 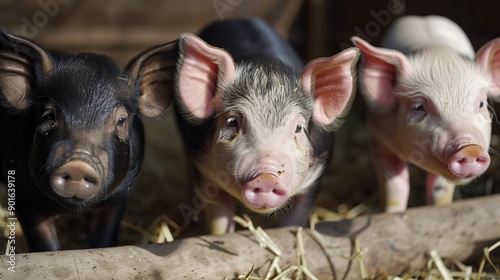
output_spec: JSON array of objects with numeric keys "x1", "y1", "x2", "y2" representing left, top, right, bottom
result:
[
  {"x1": 294, "y1": 132, "x2": 309, "y2": 151},
  {"x1": 115, "y1": 122, "x2": 129, "y2": 142},
  {"x1": 403, "y1": 105, "x2": 427, "y2": 125},
  {"x1": 211, "y1": 138, "x2": 240, "y2": 179},
  {"x1": 293, "y1": 119, "x2": 309, "y2": 151},
  {"x1": 479, "y1": 106, "x2": 491, "y2": 120},
  {"x1": 219, "y1": 128, "x2": 240, "y2": 143},
  {"x1": 107, "y1": 139, "x2": 131, "y2": 189},
  {"x1": 292, "y1": 132, "x2": 311, "y2": 188},
  {"x1": 406, "y1": 113, "x2": 426, "y2": 125},
  {"x1": 28, "y1": 136, "x2": 60, "y2": 193},
  {"x1": 28, "y1": 143, "x2": 46, "y2": 182}
]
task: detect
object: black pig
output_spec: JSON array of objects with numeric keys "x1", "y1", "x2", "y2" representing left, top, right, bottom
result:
[{"x1": 0, "y1": 28, "x2": 177, "y2": 251}]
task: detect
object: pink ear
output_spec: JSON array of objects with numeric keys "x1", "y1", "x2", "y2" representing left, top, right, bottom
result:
[
  {"x1": 476, "y1": 38, "x2": 500, "y2": 97},
  {"x1": 177, "y1": 33, "x2": 236, "y2": 121},
  {"x1": 301, "y1": 47, "x2": 359, "y2": 129},
  {"x1": 351, "y1": 36, "x2": 410, "y2": 107}
]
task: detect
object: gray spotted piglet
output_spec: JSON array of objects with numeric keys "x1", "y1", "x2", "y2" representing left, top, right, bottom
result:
[{"x1": 174, "y1": 18, "x2": 359, "y2": 234}]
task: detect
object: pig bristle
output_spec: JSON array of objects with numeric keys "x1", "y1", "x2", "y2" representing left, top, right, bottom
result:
[
  {"x1": 396, "y1": 45, "x2": 490, "y2": 116},
  {"x1": 44, "y1": 53, "x2": 134, "y2": 129},
  {"x1": 221, "y1": 56, "x2": 312, "y2": 130}
]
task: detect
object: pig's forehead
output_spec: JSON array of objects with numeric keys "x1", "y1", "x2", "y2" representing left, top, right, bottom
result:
[
  {"x1": 44, "y1": 73, "x2": 131, "y2": 103},
  {"x1": 43, "y1": 54, "x2": 132, "y2": 105},
  {"x1": 398, "y1": 46, "x2": 490, "y2": 104},
  {"x1": 221, "y1": 60, "x2": 314, "y2": 127},
  {"x1": 48, "y1": 96, "x2": 126, "y2": 129},
  {"x1": 37, "y1": 76, "x2": 134, "y2": 128}
]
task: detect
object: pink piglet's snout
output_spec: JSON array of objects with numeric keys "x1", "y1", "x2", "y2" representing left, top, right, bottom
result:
[
  {"x1": 238, "y1": 152, "x2": 295, "y2": 211},
  {"x1": 448, "y1": 144, "x2": 490, "y2": 178},
  {"x1": 243, "y1": 173, "x2": 289, "y2": 209}
]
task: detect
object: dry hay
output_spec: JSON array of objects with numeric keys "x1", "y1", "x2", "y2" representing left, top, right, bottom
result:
[
  {"x1": 119, "y1": 205, "x2": 500, "y2": 279},
  {"x1": 230, "y1": 209, "x2": 500, "y2": 280},
  {"x1": 0, "y1": 199, "x2": 499, "y2": 279}
]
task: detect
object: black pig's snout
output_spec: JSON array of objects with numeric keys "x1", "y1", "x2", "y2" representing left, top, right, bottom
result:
[{"x1": 51, "y1": 160, "x2": 102, "y2": 199}]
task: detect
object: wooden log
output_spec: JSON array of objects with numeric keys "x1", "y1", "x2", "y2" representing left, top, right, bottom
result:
[{"x1": 1, "y1": 194, "x2": 499, "y2": 279}]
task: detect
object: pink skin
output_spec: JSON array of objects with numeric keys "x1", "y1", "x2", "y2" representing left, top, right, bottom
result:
[
  {"x1": 243, "y1": 174, "x2": 288, "y2": 208},
  {"x1": 176, "y1": 33, "x2": 359, "y2": 233},
  {"x1": 241, "y1": 163, "x2": 290, "y2": 209},
  {"x1": 236, "y1": 115, "x2": 307, "y2": 211},
  {"x1": 353, "y1": 35, "x2": 500, "y2": 213},
  {"x1": 210, "y1": 112, "x2": 308, "y2": 214},
  {"x1": 448, "y1": 144, "x2": 489, "y2": 178},
  {"x1": 51, "y1": 160, "x2": 102, "y2": 199},
  {"x1": 397, "y1": 94, "x2": 491, "y2": 183}
]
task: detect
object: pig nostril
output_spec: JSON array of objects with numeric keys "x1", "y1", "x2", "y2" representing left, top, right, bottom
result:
[
  {"x1": 243, "y1": 173, "x2": 289, "y2": 209},
  {"x1": 457, "y1": 157, "x2": 475, "y2": 164},
  {"x1": 477, "y1": 156, "x2": 488, "y2": 163},
  {"x1": 273, "y1": 189, "x2": 286, "y2": 195},
  {"x1": 251, "y1": 188, "x2": 285, "y2": 195},
  {"x1": 448, "y1": 145, "x2": 490, "y2": 178},
  {"x1": 51, "y1": 160, "x2": 102, "y2": 199}
]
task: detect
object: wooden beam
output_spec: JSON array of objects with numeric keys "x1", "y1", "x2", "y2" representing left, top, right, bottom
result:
[{"x1": 1, "y1": 194, "x2": 499, "y2": 279}]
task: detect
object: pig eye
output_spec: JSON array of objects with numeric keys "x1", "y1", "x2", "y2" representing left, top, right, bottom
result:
[
  {"x1": 42, "y1": 109, "x2": 55, "y2": 121},
  {"x1": 295, "y1": 124, "x2": 303, "y2": 133},
  {"x1": 226, "y1": 117, "x2": 239, "y2": 128},
  {"x1": 116, "y1": 116, "x2": 127, "y2": 126},
  {"x1": 38, "y1": 108, "x2": 57, "y2": 135},
  {"x1": 221, "y1": 116, "x2": 240, "y2": 141},
  {"x1": 479, "y1": 100, "x2": 485, "y2": 108},
  {"x1": 413, "y1": 103, "x2": 425, "y2": 112}
]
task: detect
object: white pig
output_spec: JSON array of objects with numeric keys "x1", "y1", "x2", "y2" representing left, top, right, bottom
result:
[{"x1": 352, "y1": 15, "x2": 500, "y2": 212}]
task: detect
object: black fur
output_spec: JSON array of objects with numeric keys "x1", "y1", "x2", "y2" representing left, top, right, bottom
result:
[{"x1": 0, "y1": 29, "x2": 144, "y2": 252}]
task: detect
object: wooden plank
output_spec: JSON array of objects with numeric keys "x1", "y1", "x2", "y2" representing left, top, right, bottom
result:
[{"x1": 1, "y1": 194, "x2": 499, "y2": 279}]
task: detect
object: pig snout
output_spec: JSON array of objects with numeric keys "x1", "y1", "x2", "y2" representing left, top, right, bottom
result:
[
  {"x1": 243, "y1": 173, "x2": 289, "y2": 208},
  {"x1": 240, "y1": 155, "x2": 293, "y2": 210},
  {"x1": 448, "y1": 144, "x2": 490, "y2": 178},
  {"x1": 51, "y1": 160, "x2": 102, "y2": 199}
]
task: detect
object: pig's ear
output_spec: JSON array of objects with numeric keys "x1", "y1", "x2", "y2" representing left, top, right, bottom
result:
[
  {"x1": 351, "y1": 36, "x2": 410, "y2": 109},
  {"x1": 125, "y1": 40, "x2": 179, "y2": 118},
  {"x1": 176, "y1": 33, "x2": 236, "y2": 123},
  {"x1": 301, "y1": 47, "x2": 360, "y2": 131},
  {"x1": 0, "y1": 28, "x2": 53, "y2": 110},
  {"x1": 476, "y1": 38, "x2": 500, "y2": 98}
]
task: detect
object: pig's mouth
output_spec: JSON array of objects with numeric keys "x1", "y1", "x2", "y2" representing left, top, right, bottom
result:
[{"x1": 241, "y1": 172, "x2": 290, "y2": 213}]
